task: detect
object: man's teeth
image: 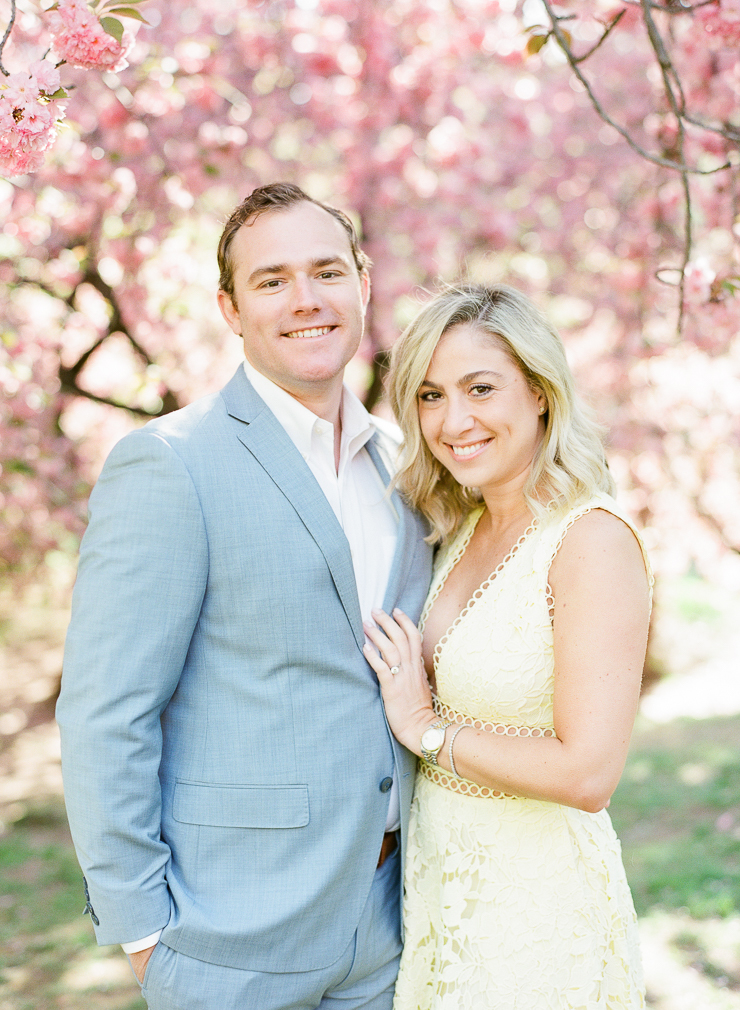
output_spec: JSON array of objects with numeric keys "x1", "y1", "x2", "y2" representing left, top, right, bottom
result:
[
  {"x1": 284, "y1": 326, "x2": 332, "y2": 338},
  {"x1": 450, "y1": 441, "x2": 488, "y2": 457}
]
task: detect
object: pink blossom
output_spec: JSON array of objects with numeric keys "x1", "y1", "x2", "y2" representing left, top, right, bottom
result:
[
  {"x1": 696, "y1": 0, "x2": 740, "y2": 47},
  {"x1": 0, "y1": 140, "x2": 46, "y2": 178},
  {"x1": 28, "y1": 60, "x2": 62, "y2": 96},
  {"x1": 18, "y1": 101, "x2": 54, "y2": 136},
  {"x1": 49, "y1": 0, "x2": 132, "y2": 72},
  {"x1": 684, "y1": 258, "x2": 716, "y2": 305},
  {"x1": 0, "y1": 64, "x2": 66, "y2": 178}
]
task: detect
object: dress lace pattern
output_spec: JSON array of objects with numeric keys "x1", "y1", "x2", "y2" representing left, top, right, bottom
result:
[{"x1": 393, "y1": 494, "x2": 650, "y2": 1010}]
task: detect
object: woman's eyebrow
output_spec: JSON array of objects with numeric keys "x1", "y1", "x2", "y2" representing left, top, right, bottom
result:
[{"x1": 420, "y1": 370, "x2": 505, "y2": 390}]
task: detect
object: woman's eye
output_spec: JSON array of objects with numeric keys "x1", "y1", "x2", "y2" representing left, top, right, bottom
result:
[
  {"x1": 470, "y1": 384, "x2": 494, "y2": 396},
  {"x1": 419, "y1": 391, "x2": 441, "y2": 403}
]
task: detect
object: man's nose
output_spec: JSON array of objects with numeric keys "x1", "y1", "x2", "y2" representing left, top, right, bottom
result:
[{"x1": 291, "y1": 275, "x2": 322, "y2": 313}]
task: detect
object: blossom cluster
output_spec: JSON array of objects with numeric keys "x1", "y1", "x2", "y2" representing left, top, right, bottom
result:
[
  {"x1": 696, "y1": 0, "x2": 740, "y2": 47},
  {"x1": 0, "y1": 61, "x2": 66, "y2": 178},
  {"x1": 48, "y1": 0, "x2": 133, "y2": 72}
]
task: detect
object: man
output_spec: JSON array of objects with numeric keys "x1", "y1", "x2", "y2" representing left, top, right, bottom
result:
[{"x1": 57, "y1": 183, "x2": 432, "y2": 1009}]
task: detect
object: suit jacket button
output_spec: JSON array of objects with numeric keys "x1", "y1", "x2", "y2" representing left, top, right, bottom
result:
[{"x1": 379, "y1": 777, "x2": 393, "y2": 793}]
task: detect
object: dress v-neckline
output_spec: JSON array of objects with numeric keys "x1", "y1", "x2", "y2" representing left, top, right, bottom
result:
[{"x1": 421, "y1": 507, "x2": 540, "y2": 676}]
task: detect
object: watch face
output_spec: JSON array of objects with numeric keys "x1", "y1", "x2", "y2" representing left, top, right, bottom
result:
[{"x1": 421, "y1": 726, "x2": 445, "y2": 752}]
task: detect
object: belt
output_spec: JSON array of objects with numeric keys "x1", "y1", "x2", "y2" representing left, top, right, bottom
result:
[{"x1": 376, "y1": 830, "x2": 398, "y2": 869}]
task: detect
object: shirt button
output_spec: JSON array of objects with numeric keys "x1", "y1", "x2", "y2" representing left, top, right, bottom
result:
[{"x1": 379, "y1": 777, "x2": 393, "y2": 793}]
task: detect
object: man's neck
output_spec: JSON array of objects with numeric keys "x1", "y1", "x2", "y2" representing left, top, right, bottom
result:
[{"x1": 244, "y1": 360, "x2": 345, "y2": 471}]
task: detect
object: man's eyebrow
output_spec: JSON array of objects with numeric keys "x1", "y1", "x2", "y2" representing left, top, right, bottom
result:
[
  {"x1": 247, "y1": 263, "x2": 288, "y2": 284},
  {"x1": 247, "y1": 256, "x2": 352, "y2": 285},
  {"x1": 312, "y1": 255, "x2": 352, "y2": 270}
]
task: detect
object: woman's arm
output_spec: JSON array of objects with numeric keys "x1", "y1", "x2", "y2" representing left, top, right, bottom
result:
[{"x1": 364, "y1": 508, "x2": 650, "y2": 812}]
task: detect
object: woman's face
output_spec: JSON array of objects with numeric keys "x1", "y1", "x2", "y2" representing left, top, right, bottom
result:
[{"x1": 418, "y1": 323, "x2": 546, "y2": 500}]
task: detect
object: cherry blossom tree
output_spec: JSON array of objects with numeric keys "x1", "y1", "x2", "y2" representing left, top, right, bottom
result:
[{"x1": 1, "y1": 0, "x2": 738, "y2": 595}]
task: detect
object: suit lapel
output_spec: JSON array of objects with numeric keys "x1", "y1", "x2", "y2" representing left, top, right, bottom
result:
[
  {"x1": 364, "y1": 436, "x2": 419, "y2": 615},
  {"x1": 221, "y1": 369, "x2": 365, "y2": 649}
]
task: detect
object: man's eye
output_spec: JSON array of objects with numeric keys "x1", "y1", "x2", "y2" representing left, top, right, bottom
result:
[
  {"x1": 261, "y1": 279, "x2": 283, "y2": 288},
  {"x1": 318, "y1": 271, "x2": 340, "y2": 279}
]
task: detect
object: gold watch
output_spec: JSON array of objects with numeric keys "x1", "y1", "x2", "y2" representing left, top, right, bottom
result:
[{"x1": 420, "y1": 721, "x2": 452, "y2": 765}]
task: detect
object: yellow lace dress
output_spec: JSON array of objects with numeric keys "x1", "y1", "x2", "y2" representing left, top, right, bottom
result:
[{"x1": 393, "y1": 495, "x2": 650, "y2": 1010}]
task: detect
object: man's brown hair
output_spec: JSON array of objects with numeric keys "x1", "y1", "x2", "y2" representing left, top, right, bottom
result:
[{"x1": 217, "y1": 182, "x2": 371, "y2": 305}]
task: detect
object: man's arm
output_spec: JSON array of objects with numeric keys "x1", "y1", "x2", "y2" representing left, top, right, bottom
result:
[{"x1": 57, "y1": 429, "x2": 208, "y2": 946}]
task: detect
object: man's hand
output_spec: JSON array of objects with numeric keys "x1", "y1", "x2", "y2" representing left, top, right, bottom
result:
[{"x1": 127, "y1": 943, "x2": 157, "y2": 983}]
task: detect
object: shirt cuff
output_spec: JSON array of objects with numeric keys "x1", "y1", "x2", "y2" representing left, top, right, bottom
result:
[{"x1": 121, "y1": 929, "x2": 163, "y2": 954}]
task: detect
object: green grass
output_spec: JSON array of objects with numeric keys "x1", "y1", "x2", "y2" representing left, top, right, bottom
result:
[
  {"x1": 0, "y1": 802, "x2": 143, "y2": 1010},
  {"x1": 611, "y1": 713, "x2": 740, "y2": 920}
]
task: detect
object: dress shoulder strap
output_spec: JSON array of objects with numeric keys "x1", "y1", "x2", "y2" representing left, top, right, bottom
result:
[
  {"x1": 420, "y1": 507, "x2": 484, "y2": 633},
  {"x1": 537, "y1": 493, "x2": 654, "y2": 601}
]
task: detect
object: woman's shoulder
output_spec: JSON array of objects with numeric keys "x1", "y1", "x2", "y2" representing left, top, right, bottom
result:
[
  {"x1": 558, "y1": 503, "x2": 642, "y2": 555},
  {"x1": 547, "y1": 494, "x2": 654, "y2": 594},
  {"x1": 539, "y1": 493, "x2": 640, "y2": 543}
]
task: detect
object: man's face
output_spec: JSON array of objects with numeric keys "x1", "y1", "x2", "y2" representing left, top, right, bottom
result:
[{"x1": 217, "y1": 201, "x2": 370, "y2": 403}]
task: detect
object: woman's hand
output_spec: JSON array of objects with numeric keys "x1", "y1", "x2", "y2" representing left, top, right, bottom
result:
[{"x1": 363, "y1": 608, "x2": 435, "y2": 755}]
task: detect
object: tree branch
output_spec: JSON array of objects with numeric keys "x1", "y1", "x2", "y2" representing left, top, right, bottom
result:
[
  {"x1": 621, "y1": 0, "x2": 720, "y2": 12},
  {"x1": 574, "y1": 10, "x2": 626, "y2": 64},
  {"x1": 11, "y1": 267, "x2": 182, "y2": 416},
  {"x1": 539, "y1": 0, "x2": 729, "y2": 175},
  {"x1": 0, "y1": 0, "x2": 16, "y2": 76},
  {"x1": 537, "y1": 0, "x2": 740, "y2": 333},
  {"x1": 695, "y1": 504, "x2": 740, "y2": 556},
  {"x1": 56, "y1": 369, "x2": 166, "y2": 418},
  {"x1": 640, "y1": 0, "x2": 692, "y2": 326},
  {"x1": 69, "y1": 267, "x2": 181, "y2": 414}
]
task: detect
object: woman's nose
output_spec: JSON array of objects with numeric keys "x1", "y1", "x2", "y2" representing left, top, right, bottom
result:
[{"x1": 440, "y1": 397, "x2": 474, "y2": 437}]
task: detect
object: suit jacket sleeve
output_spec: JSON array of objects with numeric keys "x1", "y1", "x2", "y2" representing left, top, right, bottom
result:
[{"x1": 57, "y1": 428, "x2": 208, "y2": 946}]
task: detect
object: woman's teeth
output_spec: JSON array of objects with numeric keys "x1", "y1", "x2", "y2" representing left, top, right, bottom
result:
[{"x1": 450, "y1": 440, "x2": 488, "y2": 457}]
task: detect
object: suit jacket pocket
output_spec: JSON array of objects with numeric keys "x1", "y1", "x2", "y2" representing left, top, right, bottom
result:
[{"x1": 172, "y1": 781, "x2": 310, "y2": 828}]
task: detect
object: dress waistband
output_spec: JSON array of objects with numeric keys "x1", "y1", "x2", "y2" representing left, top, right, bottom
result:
[{"x1": 419, "y1": 696, "x2": 557, "y2": 800}]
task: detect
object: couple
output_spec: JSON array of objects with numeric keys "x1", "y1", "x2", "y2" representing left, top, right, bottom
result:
[{"x1": 58, "y1": 183, "x2": 651, "y2": 1009}]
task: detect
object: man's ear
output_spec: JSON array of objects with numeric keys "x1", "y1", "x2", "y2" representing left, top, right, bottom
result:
[
  {"x1": 360, "y1": 269, "x2": 371, "y2": 313},
  {"x1": 217, "y1": 289, "x2": 242, "y2": 335}
]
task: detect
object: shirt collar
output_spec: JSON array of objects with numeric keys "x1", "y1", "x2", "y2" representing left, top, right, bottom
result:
[{"x1": 242, "y1": 359, "x2": 375, "y2": 463}]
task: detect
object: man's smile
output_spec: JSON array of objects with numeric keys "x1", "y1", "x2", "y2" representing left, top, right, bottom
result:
[{"x1": 283, "y1": 325, "x2": 335, "y2": 339}]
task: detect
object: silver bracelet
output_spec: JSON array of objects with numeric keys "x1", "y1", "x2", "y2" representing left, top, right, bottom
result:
[{"x1": 448, "y1": 724, "x2": 467, "y2": 779}]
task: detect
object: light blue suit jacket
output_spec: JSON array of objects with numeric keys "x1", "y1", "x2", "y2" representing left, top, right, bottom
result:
[{"x1": 57, "y1": 366, "x2": 433, "y2": 972}]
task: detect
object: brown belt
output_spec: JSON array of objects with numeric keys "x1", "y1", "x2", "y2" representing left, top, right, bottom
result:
[{"x1": 376, "y1": 830, "x2": 398, "y2": 869}]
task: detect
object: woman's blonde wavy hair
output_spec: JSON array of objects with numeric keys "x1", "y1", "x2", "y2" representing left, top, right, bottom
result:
[{"x1": 388, "y1": 283, "x2": 615, "y2": 545}]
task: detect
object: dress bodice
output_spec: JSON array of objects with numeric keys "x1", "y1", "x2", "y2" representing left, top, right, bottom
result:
[{"x1": 421, "y1": 494, "x2": 653, "y2": 731}]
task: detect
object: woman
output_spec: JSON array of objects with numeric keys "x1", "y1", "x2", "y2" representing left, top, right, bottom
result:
[{"x1": 363, "y1": 284, "x2": 650, "y2": 1008}]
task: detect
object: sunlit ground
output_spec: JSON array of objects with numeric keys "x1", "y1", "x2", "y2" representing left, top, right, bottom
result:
[{"x1": 1, "y1": 570, "x2": 739, "y2": 1009}]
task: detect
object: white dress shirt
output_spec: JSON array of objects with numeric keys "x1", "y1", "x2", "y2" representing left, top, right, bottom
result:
[{"x1": 122, "y1": 361, "x2": 401, "y2": 955}]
